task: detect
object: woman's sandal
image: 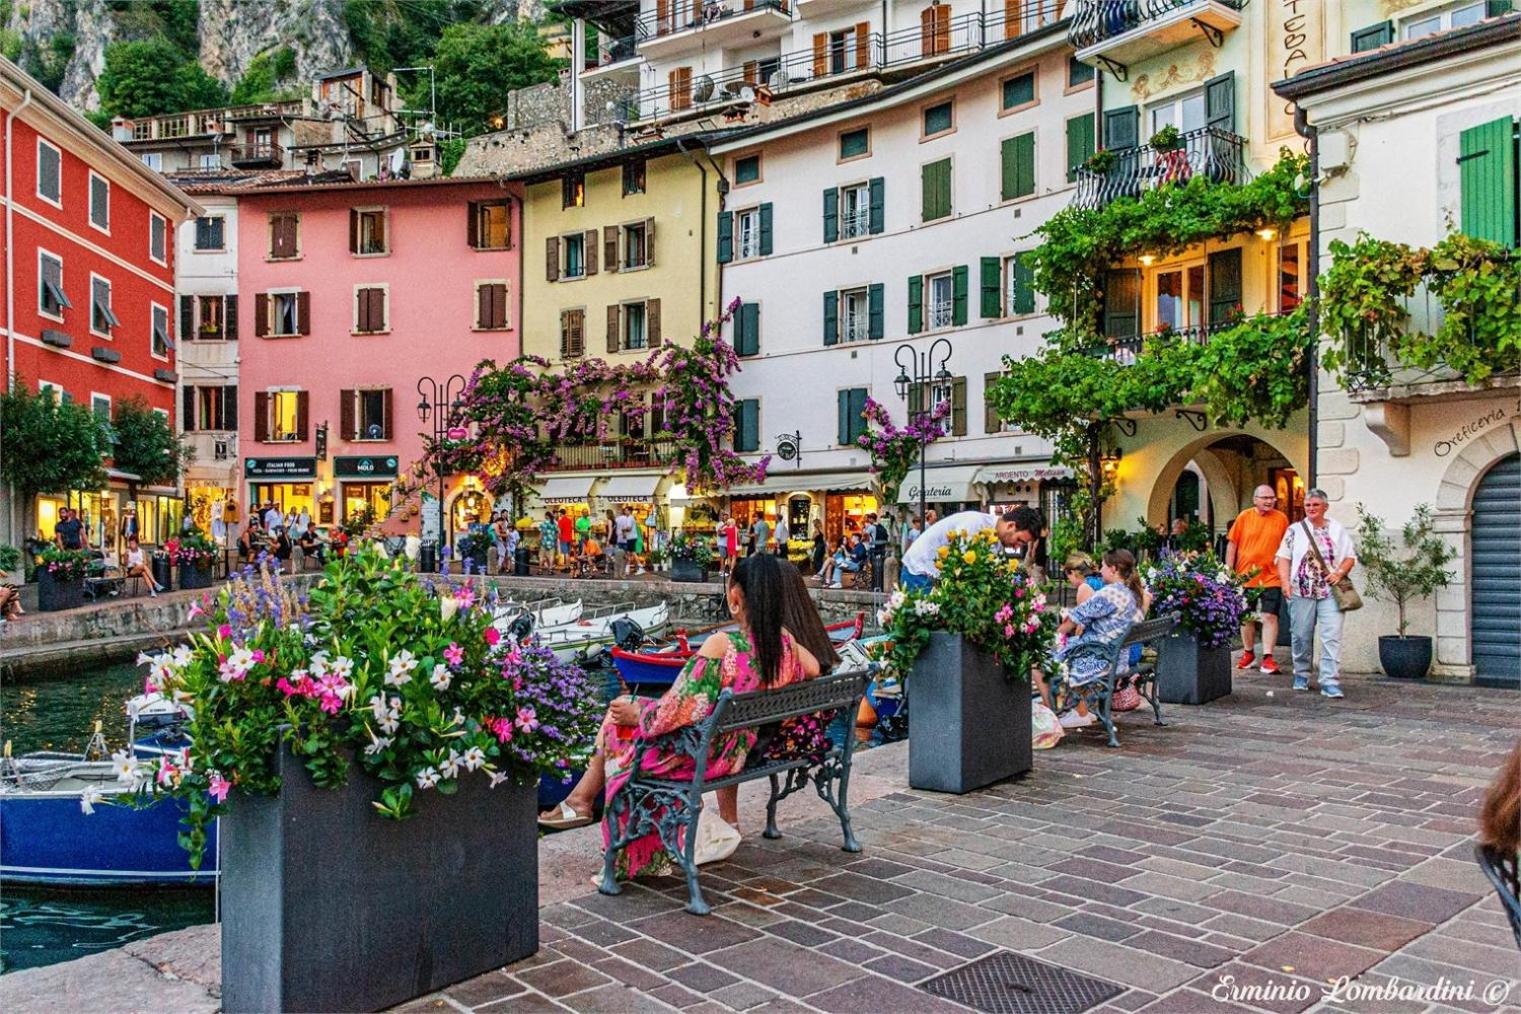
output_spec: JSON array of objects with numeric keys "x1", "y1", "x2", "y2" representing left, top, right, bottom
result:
[{"x1": 538, "y1": 801, "x2": 594, "y2": 830}]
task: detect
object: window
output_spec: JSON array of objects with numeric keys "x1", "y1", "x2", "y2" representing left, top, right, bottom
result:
[
  {"x1": 623, "y1": 159, "x2": 646, "y2": 196},
  {"x1": 840, "y1": 287, "x2": 871, "y2": 343},
  {"x1": 195, "y1": 216, "x2": 225, "y2": 251},
  {"x1": 141, "y1": 152, "x2": 163, "y2": 171},
  {"x1": 1066, "y1": 113, "x2": 1096, "y2": 183},
  {"x1": 1000, "y1": 132, "x2": 1036, "y2": 201},
  {"x1": 350, "y1": 208, "x2": 388, "y2": 255},
  {"x1": 733, "y1": 399, "x2": 760, "y2": 453},
  {"x1": 476, "y1": 282, "x2": 509, "y2": 330},
  {"x1": 668, "y1": 66, "x2": 693, "y2": 112},
  {"x1": 197, "y1": 295, "x2": 226, "y2": 338},
  {"x1": 1068, "y1": 55, "x2": 1095, "y2": 87},
  {"x1": 734, "y1": 154, "x2": 761, "y2": 185},
  {"x1": 1004, "y1": 254, "x2": 1035, "y2": 317},
  {"x1": 268, "y1": 391, "x2": 303, "y2": 442},
  {"x1": 839, "y1": 127, "x2": 870, "y2": 161},
  {"x1": 736, "y1": 207, "x2": 761, "y2": 259},
  {"x1": 36, "y1": 138, "x2": 61, "y2": 204},
  {"x1": 354, "y1": 390, "x2": 390, "y2": 441},
  {"x1": 1149, "y1": 88, "x2": 1206, "y2": 136},
  {"x1": 733, "y1": 301, "x2": 760, "y2": 356},
  {"x1": 199, "y1": 153, "x2": 222, "y2": 170},
  {"x1": 563, "y1": 171, "x2": 585, "y2": 209},
  {"x1": 922, "y1": 99, "x2": 954, "y2": 138},
  {"x1": 921, "y1": 157, "x2": 952, "y2": 221},
  {"x1": 151, "y1": 303, "x2": 171, "y2": 358},
  {"x1": 718, "y1": 205, "x2": 771, "y2": 261},
  {"x1": 38, "y1": 380, "x2": 65, "y2": 402},
  {"x1": 91, "y1": 394, "x2": 112, "y2": 438},
  {"x1": 622, "y1": 302, "x2": 648, "y2": 350},
  {"x1": 622, "y1": 221, "x2": 649, "y2": 269},
  {"x1": 837, "y1": 388, "x2": 869, "y2": 446},
  {"x1": 89, "y1": 172, "x2": 110, "y2": 232},
  {"x1": 260, "y1": 292, "x2": 305, "y2": 337},
  {"x1": 562, "y1": 233, "x2": 586, "y2": 278},
  {"x1": 1153, "y1": 263, "x2": 1206, "y2": 331},
  {"x1": 1404, "y1": 0, "x2": 1486, "y2": 38},
  {"x1": 149, "y1": 213, "x2": 168, "y2": 265},
  {"x1": 38, "y1": 251, "x2": 68, "y2": 318},
  {"x1": 926, "y1": 271, "x2": 954, "y2": 330},
  {"x1": 354, "y1": 286, "x2": 388, "y2": 333},
  {"x1": 469, "y1": 201, "x2": 511, "y2": 250},
  {"x1": 1001, "y1": 71, "x2": 1035, "y2": 111},
  {"x1": 840, "y1": 182, "x2": 871, "y2": 239},
  {"x1": 560, "y1": 308, "x2": 585, "y2": 358},
  {"x1": 91, "y1": 276, "x2": 119, "y2": 336},
  {"x1": 1279, "y1": 242, "x2": 1305, "y2": 312},
  {"x1": 186, "y1": 386, "x2": 236, "y2": 432},
  {"x1": 269, "y1": 212, "x2": 300, "y2": 259},
  {"x1": 827, "y1": 23, "x2": 869, "y2": 75}
]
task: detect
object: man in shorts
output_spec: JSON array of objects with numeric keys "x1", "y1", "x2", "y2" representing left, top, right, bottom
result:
[{"x1": 1226, "y1": 484, "x2": 1290, "y2": 674}]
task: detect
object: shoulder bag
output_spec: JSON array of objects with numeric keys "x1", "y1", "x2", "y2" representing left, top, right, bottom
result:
[{"x1": 1301, "y1": 520, "x2": 1362, "y2": 612}]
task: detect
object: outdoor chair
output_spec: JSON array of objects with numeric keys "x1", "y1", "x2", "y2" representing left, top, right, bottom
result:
[
  {"x1": 1050, "y1": 613, "x2": 1179, "y2": 748},
  {"x1": 1475, "y1": 843, "x2": 1521, "y2": 952}
]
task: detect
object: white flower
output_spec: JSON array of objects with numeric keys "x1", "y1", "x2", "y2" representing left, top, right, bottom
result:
[
  {"x1": 462, "y1": 746, "x2": 486, "y2": 771},
  {"x1": 440, "y1": 750, "x2": 462, "y2": 779},
  {"x1": 110, "y1": 750, "x2": 140, "y2": 786},
  {"x1": 488, "y1": 771, "x2": 509, "y2": 788},
  {"x1": 429, "y1": 664, "x2": 452, "y2": 691},
  {"x1": 170, "y1": 645, "x2": 195, "y2": 668},
  {"x1": 912, "y1": 598, "x2": 940, "y2": 618},
  {"x1": 328, "y1": 655, "x2": 355, "y2": 680},
  {"x1": 451, "y1": 706, "x2": 465, "y2": 726},
  {"x1": 363, "y1": 735, "x2": 393, "y2": 757},
  {"x1": 385, "y1": 650, "x2": 417, "y2": 687},
  {"x1": 440, "y1": 596, "x2": 460, "y2": 623},
  {"x1": 415, "y1": 766, "x2": 440, "y2": 789},
  {"x1": 80, "y1": 784, "x2": 105, "y2": 815}
]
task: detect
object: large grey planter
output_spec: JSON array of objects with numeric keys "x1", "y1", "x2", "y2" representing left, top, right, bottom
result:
[
  {"x1": 1157, "y1": 628, "x2": 1233, "y2": 705},
  {"x1": 670, "y1": 558, "x2": 707, "y2": 583},
  {"x1": 37, "y1": 569, "x2": 84, "y2": 611},
  {"x1": 908, "y1": 632, "x2": 1032, "y2": 794},
  {"x1": 221, "y1": 748, "x2": 539, "y2": 1013}
]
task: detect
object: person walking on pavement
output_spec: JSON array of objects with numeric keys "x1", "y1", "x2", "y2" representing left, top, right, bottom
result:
[
  {"x1": 1275, "y1": 489, "x2": 1357, "y2": 699},
  {"x1": 750, "y1": 513, "x2": 771, "y2": 558},
  {"x1": 773, "y1": 514, "x2": 790, "y2": 557},
  {"x1": 1227, "y1": 485, "x2": 1290, "y2": 675},
  {"x1": 865, "y1": 512, "x2": 889, "y2": 591}
]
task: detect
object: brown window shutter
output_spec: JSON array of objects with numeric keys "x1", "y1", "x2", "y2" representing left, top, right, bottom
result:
[
  {"x1": 296, "y1": 390, "x2": 310, "y2": 441},
  {"x1": 936, "y1": 6, "x2": 951, "y2": 53},
  {"x1": 373, "y1": 288, "x2": 386, "y2": 330},
  {"x1": 349, "y1": 209, "x2": 359, "y2": 254},
  {"x1": 496, "y1": 284, "x2": 509, "y2": 328},
  {"x1": 296, "y1": 291, "x2": 311, "y2": 334},
  {"x1": 571, "y1": 310, "x2": 584, "y2": 357},
  {"x1": 855, "y1": 22, "x2": 871, "y2": 67},
  {"x1": 467, "y1": 202, "x2": 479, "y2": 248},
  {"x1": 225, "y1": 294, "x2": 238, "y2": 340},
  {"x1": 1005, "y1": 0, "x2": 1021, "y2": 38},
  {"x1": 813, "y1": 33, "x2": 827, "y2": 76},
  {"x1": 477, "y1": 284, "x2": 491, "y2": 328},
  {"x1": 604, "y1": 225, "x2": 619, "y2": 272},
  {"x1": 356, "y1": 289, "x2": 370, "y2": 332},
  {"x1": 560, "y1": 312, "x2": 570, "y2": 357},
  {"x1": 744, "y1": 61, "x2": 758, "y2": 85},
  {"x1": 254, "y1": 392, "x2": 269, "y2": 442},
  {"x1": 607, "y1": 304, "x2": 621, "y2": 353},
  {"x1": 656, "y1": 0, "x2": 669, "y2": 31},
  {"x1": 254, "y1": 293, "x2": 269, "y2": 337},
  {"x1": 546, "y1": 236, "x2": 560, "y2": 281},
  {"x1": 382, "y1": 388, "x2": 393, "y2": 440},
  {"x1": 183, "y1": 386, "x2": 196, "y2": 432},
  {"x1": 645, "y1": 217, "x2": 656, "y2": 267},
  {"x1": 647, "y1": 298, "x2": 662, "y2": 346},
  {"x1": 340, "y1": 389, "x2": 355, "y2": 439},
  {"x1": 180, "y1": 295, "x2": 195, "y2": 342},
  {"x1": 584, "y1": 230, "x2": 598, "y2": 275},
  {"x1": 985, "y1": 373, "x2": 1002, "y2": 433},
  {"x1": 670, "y1": 67, "x2": 691, "y2": 111},
  {"x1": 920, "y1": 8, "x2": 934, "y2": 54}
]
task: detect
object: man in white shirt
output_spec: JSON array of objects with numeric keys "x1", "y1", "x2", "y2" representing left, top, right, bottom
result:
[
  {"x1": 900, "y1": 507, "x2": 1042, "y2": 593},
  {"x1": 773, "y1": 515, "x2": 790, "y2": 556},
  {"x1": 263, "y1": 503, "x2": 282, "y2": 531}
]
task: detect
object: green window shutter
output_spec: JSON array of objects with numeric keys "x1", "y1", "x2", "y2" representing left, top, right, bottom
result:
[
  {"x1": 759, "y1": 202, "x2": 774, "y2": 256},
  {"x1": 823, "y1": 290, "x2": 839, "y2": 345},
  {"x1": 838, "y1": 390, "x2": 851, "y2": 446},
  {"x1": 984, "y1": 372, "x2": 1002, "y2": 434},
  {"x1": 1002, "y1": 133, "x2": 1035, "y2": 201},
  {"x1": 823, "y1": 187, "x2": 839, "y2": 243},
  {"x1": 907, "y1": 382, "x2": 924, "y2": 418},
  {"x1": 907, "y1": 274, "x2": 924, "y2": 333},
  {"x1": 979, "y1": 256, "x2": 1002, "y2": 318},
  {"x1": 868, "y1": 283, "x2": 884, "y2": 339},
  {"x1": 1488, "y1": 1, "x2": 1513, "y2": 15},
  {"x1": 1102, "y1": 268, "x2": 1140, "y2": 338},
  {"x1": 1001, "y1": 72, "x2": 1034, "y2": 111},
  {"x1": 922, "y1": 158, "x2": 950, "y2": 221},
  {"x1": 1205, "y1": 71, "x2": 1235, "y2": 135},
  {"x1": 736, "y1": 301, "x2": 760, "y2": 355},
  {"x1": 1349, "y1": 21, "x2": 1393, "y2": 52},
  {"x1": 734, "y1": 399, "x2": 759, "y2": 452},
  {"x1": 1066, "y1": 113, "x2": 1095, "y2": 184},
  {"x1": 951, "y1": 377, "x2": 966, "y2": 437},
  {"x1": 717, "y1": 211, "x2": 734, "y2": 263},
  {"x1": 951, "y1": 265, "x2": 968, "y2": 326},
  {"x1": 1012, "y1": 254, "x2": 1035, "y2": 315},
  {"x1": 1459, "y1": 116, "x2": 1517, "y2": 247},
  {"x1": 1103, "y1": 106, "x2": 1138, "y2": 150},
  {"x1": 850, "y1": 388, "x2": 868, "y2": 443},
  {"x1": 868, "y1": 177, "x2": 885, "y2": 234},
  {"x1": 1207, "y1": 248, "x2": 1243, "y2": 325}
]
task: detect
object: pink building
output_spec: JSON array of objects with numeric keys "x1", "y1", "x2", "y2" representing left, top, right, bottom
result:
[{"x1": 234, "y1": 177, "x2": 521, "y2": 531}]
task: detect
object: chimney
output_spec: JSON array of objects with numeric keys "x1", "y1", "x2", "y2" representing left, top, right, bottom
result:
[{"x1": 111, "y1": 116, "x2": 134, "y2": 141}]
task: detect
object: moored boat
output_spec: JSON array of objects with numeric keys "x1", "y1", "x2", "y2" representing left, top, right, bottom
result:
[{"x1": 610, "y1": 613, "x2": 866, "y2": 687}]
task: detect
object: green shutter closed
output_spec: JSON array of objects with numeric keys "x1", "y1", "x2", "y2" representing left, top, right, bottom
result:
[
  {"x1": 717, "y1": 211, "x2": 734, "y2": 263},
  {"x1": 850, "y1": 388, "x2": 868, "y2": 444},
  {"x1": 736, "y1": 301, "x2": 760, "y2": 355},
  {"x1": 823, "y1": 290, "x2": 839, "y2": 345},
  {"x1": 1205, "y1": 71, "x2": 1235, "y2": 135},
  {"x1": 868, "y1": 177, "x2": 885, "y2": 234},
  {"x1": 1459, "y1": 116, "x2": 1517, "y2": 247},
  {"x1": 980, "y1": 257, "x2": 1001, "y2": 318},
  {"x1": 951, "y1": 265, "x2": 969, "y2": 326},
  {"x1": 1350, "y1": 21, "x2": 1393, "y2": 53},
  {"x1": 1487, "y1": 0, "x2": 1514, "y2": 15},
  {"x1": 1103, "y1": 106, "x2": 1139, "y2": 150},
  {"x1": 951, "y1": 377, "x2": 966, "y2": 436},
  {"x1": 758, "y1": 202, "x2": 774, "y2": 256},
  {"x1": 922, "y1": 159, "x2": 950, "y2": 221},
  {"x1": 1011, "y1": 254, "x2": 1035, "y2": 315},
  {"x1": 1001, "y1": 133, "x2": 1035, "y2": 201},
  {"x1": 838, "y1": 390, "x2": 851, "y2": 446},
  {"x1": 1103, "y1": 269, "x2": 1140, "y2": 338},
  {"x1": 984, "y1": 372, "x2": 1002, "y2": 433},
  {"x1": 1208, "y1": 248, "x2": 1243, "y2": 325},
  {"x1": 823, "y1": 187, "x2": 839, "y2": 243},
  {"x1": 1066, "y1": 113, "x2": 1095, "y2": 183},
  {"x1": 735, "y1": 399, "x2": 759, "y2": 452},
  {"x1": 868, "y1": 283, "x2": 884, "y2": 339},
  {"x1": 907, "y1": 274, "x2": 923, "y2": 333}
]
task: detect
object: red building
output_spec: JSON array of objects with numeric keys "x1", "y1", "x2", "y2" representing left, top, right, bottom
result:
[{"x1": 2, "y1": 56, "x2": 201, "y2": 548}]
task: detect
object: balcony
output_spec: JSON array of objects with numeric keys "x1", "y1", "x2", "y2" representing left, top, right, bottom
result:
[
  {"x1": 1080, "y1": 310, "x2": 1300, "y2": 364},
  {"x1": 228, "y1": 142, "x2": 285, "y2": 169},
  {"x1": 582, "y1": 32, "x2": 640, "y2": 81},
  {"x1": 635, "y1": 0, "x2": 791, "y2": 60},
  {"x1": 1073, "y1": 126, "x2": 1247, "y2": 209},
  {"x1": 543, "y1": 438, "x2": 679, "y2": 472},
  {"x1": 1070, "y1": 0, "x2": 1246, "y2": 69}
]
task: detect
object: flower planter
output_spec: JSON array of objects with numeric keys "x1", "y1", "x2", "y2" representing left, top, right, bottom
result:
[
  {"x1": 36, "y1": 568, "x2": 84, "y2": 611},
  {"x1": 670, "y1": 558, "x2": 707, "y2": 583},
  {"x1": 1156, "y1": 629, "x2": 1232, "y2": 705},
  {"x1": 908, "y1": 632, "x2": 1031, "y2": 794},
  {"x1": 176, "y1": 561, "x2": 213, "y2": 590},
  {"x1": 1378, "y1": 635, "x2": 1433, "y2": 680},
  {"x1": 221, "y1": 746, "x2": 539, "y2": 1013}
]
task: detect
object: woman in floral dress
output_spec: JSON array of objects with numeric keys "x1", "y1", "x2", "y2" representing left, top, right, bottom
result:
[{"x1": 1032, "y1": 549, "x2": 1145, "y2": 725}]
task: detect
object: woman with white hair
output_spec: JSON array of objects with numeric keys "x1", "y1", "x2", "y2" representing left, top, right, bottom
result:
[{"x1": 1275, "y1": 489, "x2": 1357, "y2": 699}]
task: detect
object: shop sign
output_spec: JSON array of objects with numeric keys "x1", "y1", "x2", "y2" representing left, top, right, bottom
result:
[
  {"x1": 335, "y1": 455, "x2": 399, "y2": 478},
  {"x1": 981, "y1": 466, "x2": 1074, "y2": 485},
  {"x1": 244, "y1": 457, "x2": 317, "y2": 479}
]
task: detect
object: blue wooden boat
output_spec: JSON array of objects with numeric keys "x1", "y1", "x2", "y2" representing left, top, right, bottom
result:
[{"x1": 609, "y1": 613, "x2": 865, "y2": 689}]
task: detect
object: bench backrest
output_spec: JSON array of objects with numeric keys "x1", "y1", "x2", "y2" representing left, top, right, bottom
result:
[
  {"x1": 714, "y1": 667, "x2": 870, "y2": 735},
  {"x1": 1123, "y1": 612, "x2": 1180, "y2": 647}
]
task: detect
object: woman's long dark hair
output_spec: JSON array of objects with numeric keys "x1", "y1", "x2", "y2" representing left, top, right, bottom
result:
[
  {"x1": 779, "y1": 560, "x2": 839, "y2": 672},
  {"x1": 1103, "y1": 548, "x2": 1145, "y2": 605},
  {"x1": 732, "y1": 553, "x2": 788, "y2": 686}
]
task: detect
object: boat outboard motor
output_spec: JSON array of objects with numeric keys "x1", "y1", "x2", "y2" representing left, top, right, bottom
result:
[
  {"x1": 507, "y1": 611, "x2": 534, "y2": 643},
  {"x1": 611, "y1": 618, "x2": 645, "y2": 650}
]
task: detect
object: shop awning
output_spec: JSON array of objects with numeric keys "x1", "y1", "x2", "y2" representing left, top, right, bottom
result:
[
  {"x1": 726, "y1": 471, "x2": 873, "y2": 498},
  {"x1": 531, "y1": 475, "x2": 598, "y2": 504},
  {"x1": 974, "y1": 464, "x2": 1074, "y2": 487},
  {"x1": 896, "y1": 464, "x2": 982, "y2": 505},
  {"x1": 595, "y1": 474, "x2": 664, "y2": 503}
]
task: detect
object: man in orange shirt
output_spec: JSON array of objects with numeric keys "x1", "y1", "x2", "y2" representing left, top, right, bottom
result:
[{"x1": 1226, "y1": 485, "x2": 1290, "y2": 674}]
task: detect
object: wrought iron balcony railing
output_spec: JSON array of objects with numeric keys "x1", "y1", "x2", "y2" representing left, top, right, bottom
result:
[
  {"x1": 228, "y1": 141, "x2": 285, "y2": 169},
  {"x1": 544, "y1": 439, "x2": 679, "y2": 472},
  {"x1": 1080, "y1": 309, "x2": 1300, "y2": 363},
  {"x1": 634, "y1": 0, "x2": 790, "y2": 41},
  {"x1": 1073, "y1": 126, "x2": 1247, "y2": 209},
  {"x1": 1068, "y1": 0, "x2": 1248, "y2": 51}
]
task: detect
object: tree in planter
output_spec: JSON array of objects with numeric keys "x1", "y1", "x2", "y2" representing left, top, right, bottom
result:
[
  {"x1": 111, "y1": 396, "x2": 193, "y2": 501},
  {"x1": 0, "y1": 381, "x2": 108, "y2": 533},
  {"x1": 1354, "y1": 504, "x2": 1455, "y2": 639}
]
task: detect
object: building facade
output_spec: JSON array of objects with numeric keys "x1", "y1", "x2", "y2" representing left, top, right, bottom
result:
[
  {"x1": 1, "y1": 55, "x2": 200, "y2": 550},
  {"x1": 234, "y1": 177, "x2": 522, "y2": 539}
]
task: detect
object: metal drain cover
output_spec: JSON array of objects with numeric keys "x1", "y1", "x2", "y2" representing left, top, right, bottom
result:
[{"x1": 919, "y1": 951, "x2": 1125, "y2": 1014}]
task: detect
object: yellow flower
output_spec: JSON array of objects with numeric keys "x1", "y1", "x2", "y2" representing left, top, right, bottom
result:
[
  {"x1": 937, "y1": 546, "x2": 949, "y2": 559},
  {"x1": 963, "y1": 550, "x2": 977, "y2": 564}
]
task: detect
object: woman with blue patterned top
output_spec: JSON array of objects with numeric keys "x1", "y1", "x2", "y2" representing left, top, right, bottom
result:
[{"x1": 1034, "y1": 549, "x2": 1146, "y2": 729}]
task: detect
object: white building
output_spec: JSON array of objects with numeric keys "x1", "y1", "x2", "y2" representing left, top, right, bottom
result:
[
  {"x1": 1274, "y1": 11, "x2": 1520, "y2": 688},
  {"x1": 708, "y1": 29, "x2": 1093, "y2": 542}
]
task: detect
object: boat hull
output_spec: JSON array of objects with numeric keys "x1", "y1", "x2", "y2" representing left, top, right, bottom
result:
[{"x1": 0, "y1": 791, "x2": 218, "y2": 887}]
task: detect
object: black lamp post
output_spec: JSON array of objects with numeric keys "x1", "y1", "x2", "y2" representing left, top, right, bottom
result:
[
  {"x1": 893, "y1": 338, "x2": 952, "y2": 528},
  {"x1": 416, "y1": 374, "x2": 467, "y2": 562}
]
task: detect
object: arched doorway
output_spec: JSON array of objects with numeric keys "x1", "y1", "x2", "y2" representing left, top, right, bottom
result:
[
  {"x1": 1471, "y1": 452, "x2": 1519, "y2": 689},
  {"x1": 449, "y1": 489, "x2": 490, "y2": 544},
  {"x1": 1145, "y1": 433, "x2": 1304, "y2": 548}
]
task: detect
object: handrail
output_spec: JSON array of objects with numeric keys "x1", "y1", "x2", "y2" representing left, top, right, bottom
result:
[
  {"x1": 1079, "y1": 308, "x2": 1299, "y2": 362},
  {"x1": 1069, "y1": 0, "x2": 1249, "y2": 51},
  {"x1": 634, "y1": 0, "x2": 791, "y2": 42},
  {"x1": 1073, "y1": 126, "x2": 1248, "y2": 209}
]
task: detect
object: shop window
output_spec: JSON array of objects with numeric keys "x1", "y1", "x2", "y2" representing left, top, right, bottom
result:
[{"x1": 344, "y1": 482, "x2": 392, "y2": 521}]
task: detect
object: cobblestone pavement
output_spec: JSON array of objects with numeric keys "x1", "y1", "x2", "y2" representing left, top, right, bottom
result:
[{"x1": 405, "y1": 668, "x2": 1521, "y2": 1014}]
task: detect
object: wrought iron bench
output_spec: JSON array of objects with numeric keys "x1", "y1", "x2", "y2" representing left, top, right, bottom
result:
[
  {"x1": 1475, "y1": 843, "x2": 1521, "y2": 952},
  {"x1": 599, "y1": 666, "x2": 870, "y2": 915},
  {"x1": 1050, "y1": 613, "x2": 1180, "y2": 749}
]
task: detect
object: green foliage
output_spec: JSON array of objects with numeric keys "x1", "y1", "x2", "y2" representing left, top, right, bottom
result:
[
  {"x1": 106, "y1": 0, "x2": 199, "y2": 53},
  {"x1": 1354, "y1": 503, "x2": 1456, "y2": 637},
  {"x1": 37, "y1": 545, "x2": 92, "y2": 581},
  {"x1": 0, "y1": 544, "x2": 22, "y2": 573},
  {"x1": 110, "y1": 396, "x2": 192, "y2": 491},
  {"x1": 230, "y1": 46, "x2": 299, "y2": 105},
  {"x1": 17, "y1": 30, "x2": 73, "y2": 92},
  {"x1": 429, "y1": 20, "x2": 566, "y2": 134},
  {"x1": 439, "y1": 136, "x2": 466, "y2": 176},
  {"x1": 345, "y1": 0, "x2": 492, "y2": 74},
  {"x1": 97, "y1": 38, "x2": 227, "y2": 118},
  {"x1": 0, "y1": 382, "x2": 107, "y2": 501}
]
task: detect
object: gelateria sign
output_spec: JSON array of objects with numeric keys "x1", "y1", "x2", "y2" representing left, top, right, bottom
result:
[{"x1": 1266, "y1": 0, "x2": 1325, "y2": 143}]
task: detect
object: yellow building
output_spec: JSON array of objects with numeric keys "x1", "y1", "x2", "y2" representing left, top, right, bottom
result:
[{"x1": 511, "y1": 139, "x2": 723, "y2": 532}]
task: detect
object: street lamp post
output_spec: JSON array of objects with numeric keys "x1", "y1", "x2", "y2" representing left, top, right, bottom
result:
[
  {"x1": 416, "y1": 374, "x2": 467, "y2": 568},
  {"x1": 893, "y1": 338, "x2": 953, "y2": 529}
]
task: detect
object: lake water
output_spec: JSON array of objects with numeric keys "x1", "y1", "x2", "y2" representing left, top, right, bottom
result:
[{"x1": 0, "y1": 660, "x2": 215, "y2": 974}]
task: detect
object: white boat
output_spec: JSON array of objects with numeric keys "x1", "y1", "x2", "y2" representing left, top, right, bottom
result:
[
  {"x1": 491, "y1": 598, "x2": 582, "y2": 634},
  {"x1": 534, "y1": 601, "x2": 671, "y2": 660}
]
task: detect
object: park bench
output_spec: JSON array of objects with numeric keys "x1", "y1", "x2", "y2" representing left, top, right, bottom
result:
[
  {"x1": 1051, "y1": 613, "x2": 1179, "y2": 749},
  {"x1": 599, "y1": 666, "x2": 870, "y2": 915}
]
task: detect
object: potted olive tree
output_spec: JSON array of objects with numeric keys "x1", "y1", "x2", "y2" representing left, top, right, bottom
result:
[{"x1": 1354, "y1": 504, "x2": 1455, "y2": 679}]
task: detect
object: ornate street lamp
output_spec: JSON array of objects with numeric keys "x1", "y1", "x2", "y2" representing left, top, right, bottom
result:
[
  {"x1": 416, "y1": 374, "x2": 466, "y2": 564},
  {"x1": 893, "y1": 338, "x2": 952, "y2": 528}
]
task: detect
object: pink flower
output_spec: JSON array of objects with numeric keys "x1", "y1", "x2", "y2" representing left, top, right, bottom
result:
[
  {"x1": 208, "y1": 772, "x2": 230, "y2": 804},
  {"x1": 217, "y1": 624, "x2": 231, "y2": 639},
  {"x1": 443, "y1": 642, "x2": 464, "y2": 666},
  {"x1": 515, "y1": 706, "x2": 539, "y2": 733},
  {"x1": 1004, "y1": 623, "x2": 1015, "y2": 638},
  {"x1": 484, "y1": 627, "x2": 501, "y2": 647}
]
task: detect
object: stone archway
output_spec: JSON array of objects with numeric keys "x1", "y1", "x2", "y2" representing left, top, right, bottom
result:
[{"x1": 1142, "y1": 431, "x2": 1302, "y2": 535}]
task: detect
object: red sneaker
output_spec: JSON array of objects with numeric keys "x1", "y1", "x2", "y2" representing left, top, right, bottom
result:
[
  {"x1": 1259, "y1": 656, "x2": 1280, "y2": 675},
  {"x1": 1236, "y1": 651, "x2": 1256, "y2": 670}
]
